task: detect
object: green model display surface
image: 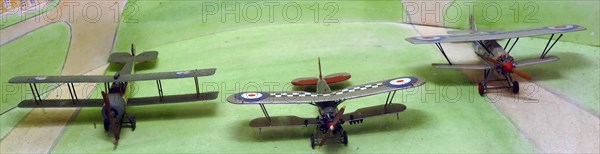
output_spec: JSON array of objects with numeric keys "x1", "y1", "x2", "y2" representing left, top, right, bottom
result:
[
  {"x1": 0, "y1": 0, "x2": 61, "y2": 30},
  {"x1": 1, "y1": 0, "x2": 597, "y2": 153},
  {"x1": 0, "y1": 23, "x2": 70, "y2": 138},
  {"x1": 51, "y1": 1, "x2": 535, "y2": 151}
]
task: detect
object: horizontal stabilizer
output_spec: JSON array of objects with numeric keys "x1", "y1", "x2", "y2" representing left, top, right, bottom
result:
[
  {"x1": 134, "y1": 51, "x2": 158, "y2": 62},
  {"x1": 127, "y1": 91, "x2": 218, "y2": 106},
  {"x1": 108, "y1": 52, "x2": 132, "y2": 63},
  {"x1": 516, "y1": 56, "x2": 559, "y2": 67},
  {"x1": 324, "y1": 73, "x2": 351, "y2": 84},
  {"x1": 18, "y1": 99, "x2": 103, "y2": 108},
  {"x1": 291, "y1": 77, "x2": 318, "y2": 86},
  {"x1": 432, "y1": 63, "x2": 491, "y2": 70},
  {"x1": 249, "y1": 116, "x2": 318, "y2": 128},
  {"x1": 343, "y1": 103, "x2": 406, "y2": 121}
]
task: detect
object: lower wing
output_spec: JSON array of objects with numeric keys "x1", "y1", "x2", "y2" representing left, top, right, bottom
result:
[
  {"x1": 249, "y1": 116, "x2": 318, "y2": 128},
  {"x1": 516, "y1": 56, "x2": 559, "y2": 67},
  {"x1": 432, "y1": 63, "x2": 491, "y2": 70}
]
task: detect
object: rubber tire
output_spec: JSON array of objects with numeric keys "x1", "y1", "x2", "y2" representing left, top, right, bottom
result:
[
  {"x1": 130, "y1": 116, "x2": 136, "y2": 131},
  {"x1": 512, "y1": 81, "x2": 519, "y2": 94},
  {"x1": 477, "y1": 82, "x2": 485, "y2": 96},
  {"x1": 341, "y1": 131, "x2": 348, "y2": 146},
  {"x1": 103, "y1": 119, "x2": 110, "y2": 131},
  {"x1": 310, "y1": 134, "x2": 316, "y2": 149}
]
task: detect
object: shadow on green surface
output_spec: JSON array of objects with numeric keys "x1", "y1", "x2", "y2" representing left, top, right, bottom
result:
[
  {"x1": 126, "y1": 101, "x2": 219, "y2": 121},
  {"x1": 233, "y1": 109, "x2": 427, "y2": 143}
]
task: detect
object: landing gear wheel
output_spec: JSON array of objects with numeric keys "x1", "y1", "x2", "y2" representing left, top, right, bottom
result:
[
  {"x1": 512, "y1": 81, "x2": 519, "y2": 94},
  {"x1": 103, "y1": 119, "x2": 110, "y2": 131},
  {"x1": 130, "y1": 116, "x2": 137, "y2": 131},
  {"x1": 310, "y1": 134, "x2": 316, "y2": 149},
  {"x1": 477, "y1": 82, "x2": 485, "y2": 96},
  {"x1": 341, "y1": 131, "x2": 348, "y2": 146}
]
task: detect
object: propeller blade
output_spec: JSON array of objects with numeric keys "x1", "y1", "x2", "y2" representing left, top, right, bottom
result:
[
  {"x1": 101, "y1": 91, "x2": 119, "y2": 144},
  {"x1": 317, "y1": 106, "x2": 346, "y2": 149},
  {"x1": 484, "y1": 57, "x2": 502, "y2": 65},
  {"x1": 331, "y1": 106, "x2": 346, "y2": 125},
  {"x1": 317, "y1": 132, "x2": 330, "y2": 149},
  {"x1": 512, "y1": 69, "x2": 532, "y2": 80}
]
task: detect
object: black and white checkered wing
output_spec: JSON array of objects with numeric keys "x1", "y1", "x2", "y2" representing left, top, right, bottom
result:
[{"x1": 227, "y1": 76, "x2": 425, "y2": 104}]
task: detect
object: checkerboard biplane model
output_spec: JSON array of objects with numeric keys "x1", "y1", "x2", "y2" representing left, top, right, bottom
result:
[
  {"x1": 9, "y1": 44, "x2": 218, "y2": 145},
  {"x1": 227, "y1": 58, "x2": 425, "y2": 149},
  {"x1": 405, "y1": 15, "x2": 586, "y2": 95}
]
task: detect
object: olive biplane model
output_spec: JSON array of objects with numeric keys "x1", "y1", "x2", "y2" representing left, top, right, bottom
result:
[
  {"x1": 227, "y1": 58, "x2": 425, "y2": 149},
  {"x1": 405, "y1": 15, "x2": 586, "y2": 95},
  {"x1": 9, "y1": 44, "x2": 218, "y2": 144}
]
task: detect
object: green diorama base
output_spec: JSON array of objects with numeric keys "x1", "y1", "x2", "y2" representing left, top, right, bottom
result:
[
  {"x1": 0, "y1": 0, "x2": 598, "y2": 153},
  {"x1": 0, "y1": 23, "x2": 70, "y2": 138}
]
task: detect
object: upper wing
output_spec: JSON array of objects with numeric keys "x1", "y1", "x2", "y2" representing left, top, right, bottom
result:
[
  {"x1": 227, "y1": 76, "x2": 425, "y2": 104},
  {"x1": 406, "y1": 24, "x2": 586, "y2": 44},
  {"x1": 9, "y1": 68, "x2": 216, "y2": 83}
]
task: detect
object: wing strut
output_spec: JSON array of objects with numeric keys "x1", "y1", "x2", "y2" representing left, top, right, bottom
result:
[
  {"x1": 194, "y1": 77, "x2": 200, "y2": 98},
  {"x1": 156, "y1": 80, "x2": 164, "y2": 100},
  {"x1": 384, "y1": 90, "x2": 397, "y2": 109},
  {"x1": 259, "y1": 104, "x2": 271, "y2": 122},
  {"x1": 541, "y1": 33, "x2": 563, "y2": 58},
  {"x1": 104, "y1": 82, "x2": 109, "y2": 92},
  {"x1": 477, "y1": 41, "x2": 495, "y2": 56},
  {"x1": 506, "y1": 38, "x2": 519, "y2": 54},
  {"x1": 67, "y1": 83, "x2": 79, "y2": 102},
  {"x1": 28, "y1": 83, "x2": 42, "y2": 103},
  {"x1": 435, "y1": 43, "x2": 452, "y2": 65}
]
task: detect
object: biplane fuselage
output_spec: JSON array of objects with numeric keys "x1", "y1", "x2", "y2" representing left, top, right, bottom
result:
[
  {"x1": 9, "y1": 44, "x2": 219, "y2": 145},
  {"x1": 228, "y1": 59, "x2": 426, "y2": 149}
]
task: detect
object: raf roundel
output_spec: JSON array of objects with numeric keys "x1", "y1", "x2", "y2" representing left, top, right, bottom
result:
[
  {"x1": 174, "y1": 71, "x2": 191, "y2": 77},
  {"x1": 413, "y1": 36, "x2": 445, "y2": 42},
  {"x1": 35, "y1": 76, "x2": 48, "y2": 81},
  {"x1": 235, "y1": 92, "x2": 269, "y2": 102},
  {"x1": 383, "y1": 77, "x2": 417, "y2": 88},
  {"x1": 547, "y1": 25, "x2": 577, "y2": 31}
]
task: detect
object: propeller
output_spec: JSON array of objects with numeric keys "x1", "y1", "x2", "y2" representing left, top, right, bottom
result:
[
  {"x1": 484, "y1": 56, "x2": 532, "y2": 80},
  {"x1": 101, "y1": 91, "x2": 119, "y2": 145},
  {"x1": 317, "y1": 105, "x2": 346, "y2": 149}
]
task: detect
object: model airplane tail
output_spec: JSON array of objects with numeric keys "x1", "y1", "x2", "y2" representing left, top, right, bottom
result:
[
  {"x1": 469, "y1": 13, "x2": 478, "y2": 33},
  {"x1": 108, "y1": 44, "x2": 158, "y2": 64},
  {"x1": 291, "y1": 58, "x2": 351, "y2": 86}
]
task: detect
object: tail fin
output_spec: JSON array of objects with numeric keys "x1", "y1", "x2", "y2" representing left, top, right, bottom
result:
[
  {"x1": 469, "y1": 13, "x2": 478, "y2": 33},
  {"x1": 131, "y1": 44, "x2": 136, "y2": 56},
  {"x1": 318, "y1": 57, "x2": 323, "y2": 79}
]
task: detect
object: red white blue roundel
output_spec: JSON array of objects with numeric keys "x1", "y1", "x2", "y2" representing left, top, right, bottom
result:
[
  {"x1": 235, "y1": 92, "x2": 269, "y2": 102},
  {"x1": 173, "y1": 71, "x2": 191, "y2": 77},
  {"x1": 383, "y1": 77, "x2": 417, "y2": 88},
  {"x1": 35, "y1": 76, "x2": 48, "y2": 81},
  {"x1": 413, "y1": 36, "x2": 445, "y2": 42},
  {"x1": 547, "y1": 25, "x2": 577, "y2": 31}
]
